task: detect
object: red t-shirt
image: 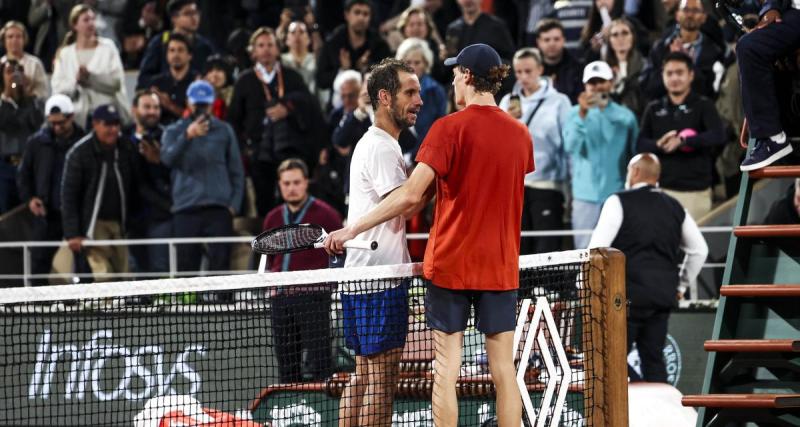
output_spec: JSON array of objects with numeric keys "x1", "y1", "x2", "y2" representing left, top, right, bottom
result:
[{"x1": 415, "y1": 104, "x2": 534, "y2": 291}]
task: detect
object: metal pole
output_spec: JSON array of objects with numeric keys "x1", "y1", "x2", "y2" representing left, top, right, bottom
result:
[
  {"x1": 169, "y1": 242, "x2": 177, "y2": 279},
  {"x1": 22, "y1": 244, "x2": 30, "y2": 287}
]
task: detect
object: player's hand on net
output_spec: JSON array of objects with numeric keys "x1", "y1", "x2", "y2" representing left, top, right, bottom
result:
[{"x1": 323, "y1": 226, "x2": 358, "y2": 255}]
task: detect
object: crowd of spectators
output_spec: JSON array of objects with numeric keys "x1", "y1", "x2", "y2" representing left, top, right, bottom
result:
[{"x1": 0, "y1": 0, "x2": 793, "y2": 283}]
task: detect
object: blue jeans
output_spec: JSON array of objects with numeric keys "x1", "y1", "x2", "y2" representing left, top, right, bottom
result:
[
  {"x1": 736, "y1": 8, "x2": 800, "y2": 138},
  {"x1": 571, "y1": 199, "x2": 603, "y2": 249}
]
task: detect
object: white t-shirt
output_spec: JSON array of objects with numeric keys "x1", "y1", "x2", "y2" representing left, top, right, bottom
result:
[{"x1": 344, "y1": 126, "x2": 411, "y2": 277}]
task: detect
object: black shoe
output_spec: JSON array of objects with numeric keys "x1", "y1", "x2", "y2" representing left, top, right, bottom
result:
[{"x1": 740, "y1": 137, "x2": 793, "y2": 171}]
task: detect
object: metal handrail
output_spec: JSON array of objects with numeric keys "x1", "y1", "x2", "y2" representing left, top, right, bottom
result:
[
  {"x1": 0, "y1": 226, "x2": 734, "y2": 248},
  {"x1": 0, "y1": 227, "x2": 734, "y2": 290}
]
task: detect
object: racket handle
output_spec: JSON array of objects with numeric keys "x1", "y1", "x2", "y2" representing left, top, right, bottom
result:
[{"x1": 343, "y1": 239, "x2": 378, "y2": 251}]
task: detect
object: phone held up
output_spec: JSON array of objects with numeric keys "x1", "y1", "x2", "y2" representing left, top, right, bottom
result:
[
  {"x1": 192, "y1": 103, "x2": 211, "y2": 129},
  {"x1": 509, "y1": 94, "x2": 521, "y2": 112},
  {"x1": 586, "y1": 92, "x2": 610, "y2": 108}
]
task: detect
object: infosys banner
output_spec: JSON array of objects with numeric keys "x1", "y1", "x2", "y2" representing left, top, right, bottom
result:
[
  {"x1": 0, "y1": 308, "x2": 714, "y2": 425},
  {"x1": 0, "y1": 313, "x2": 274, "y2": 426}
]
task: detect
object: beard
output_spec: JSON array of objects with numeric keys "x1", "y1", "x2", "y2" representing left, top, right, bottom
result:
[
  {"x1": 389, "y1": 98, "x2": 416, "y2": 129},
  {"x1": 138, "y1": 115, "x2": 160, "y2": 130}
]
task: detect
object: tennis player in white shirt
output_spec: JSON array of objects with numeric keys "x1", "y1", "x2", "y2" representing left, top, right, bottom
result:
[{"x1": 336, "y1": 58, "x2": 423, "y2": 427}]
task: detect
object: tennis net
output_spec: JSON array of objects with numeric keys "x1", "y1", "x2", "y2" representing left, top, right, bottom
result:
[{"x1": 0, "y1": 249, "x2": 626, "y2": 426}]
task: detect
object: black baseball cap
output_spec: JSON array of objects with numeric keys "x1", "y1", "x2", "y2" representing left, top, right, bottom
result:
[
  {"x1": 443, "y1": 43, "x2": 502, "y2": 78},
  {"x1": 91, "y1": 104, "x2": 121, "y2": 124},
  {"x1": 167, "y1": 0, "x2": 196, "y2": 16}
]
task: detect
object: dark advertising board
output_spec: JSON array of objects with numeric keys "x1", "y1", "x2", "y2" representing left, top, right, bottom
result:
[
  {"x1": 1, "y1": 306, "x2": 715, "y2": 425},
  {"x1": 0, "y1": 311, "x2": 274, "y2": 425}
]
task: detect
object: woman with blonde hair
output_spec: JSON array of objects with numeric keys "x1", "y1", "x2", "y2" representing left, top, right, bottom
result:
[
  {"x1": 0, "y1": 21, "x2": 49, "y2": 100},
  {"x1": 51, "y1": 4, "x2": 130, "y2": 127}
]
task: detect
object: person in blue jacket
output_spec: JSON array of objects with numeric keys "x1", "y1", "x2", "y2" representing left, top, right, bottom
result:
[
  {"x1": 161, "y1": 80, "x2": 244, "y2": 282},
  {"x1": 563, "y1": 60, "x2": 638, "y2": 249}
]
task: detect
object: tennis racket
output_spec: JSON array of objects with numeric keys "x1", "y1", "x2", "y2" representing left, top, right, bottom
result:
[{"x1": 251, "y1": 223, "x2": 378, "y2": 255}]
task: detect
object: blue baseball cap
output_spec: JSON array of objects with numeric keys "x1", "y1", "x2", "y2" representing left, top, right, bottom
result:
[
  {"x1": 91, "y1": 104, "x2": 121, "y2": 124},
  {"x1": 186, "y1": 80, "x2": 215, "y2": 105},
  {"x1": 443, "y1": 43, "x2": 502, "y2": 78}
]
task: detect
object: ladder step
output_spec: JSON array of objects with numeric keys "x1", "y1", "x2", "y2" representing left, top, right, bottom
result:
[
  {"x1": 733, "y1": 225, "x2": 800, "y2": 238},
  {"x1": 721, "y1": 285, "x2": 800, "y2": 297},
  {"x1": 682, "y1": 394, "x2": 800, "y2": 409},
  {"x1": 704, "y1": 339, "x2": 800, "y2": 352},
  {"x1": 748, "y1": 165, "x2": 800, "y2": 178}
]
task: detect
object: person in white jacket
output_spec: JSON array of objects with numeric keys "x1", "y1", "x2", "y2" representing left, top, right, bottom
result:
[
  {"x1": 499, "y1": 47, "x2": 572, "y2": 254},
  {"x1": 51, "y1": 4, "x2": 130, "y2": 128}
]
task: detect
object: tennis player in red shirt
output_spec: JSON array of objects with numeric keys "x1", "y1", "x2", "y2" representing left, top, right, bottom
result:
[{"x1": 325, "y1": 43, "x2": 534, "y2": 427}]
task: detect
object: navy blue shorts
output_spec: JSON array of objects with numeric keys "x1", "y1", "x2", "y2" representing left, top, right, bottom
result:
[
  {"x1": 342, "y1": 283, "x2": 409, "y2": 356},
  {"x1": 425, "y1": 282, "x2": 518, "y2": 334}
]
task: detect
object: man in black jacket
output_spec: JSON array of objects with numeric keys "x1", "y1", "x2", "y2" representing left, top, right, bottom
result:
[
  {"x1": 229, "y1": 27, "x2": 325, "y2": 217},
  {"x1": 445, "y1": 0, "x2": 516, "y2": 61},
  {"x1": 123, "y1": 90, "x2": 172, "y2": 274},
  {"x1": 315, "y1": 0, "x2": 391, "y2": 95},
  {"x1": 765, "y1": 179, "x2": 800, "y2": 226},
  {"x1": 61, "y1": 105, "x2": 140, "y2": 282},
  {"x1": 148, "y1": 33, "x2": 198, "y2": 126},
  {"x1": 136, "y1": 0, "x2": 215, "y2": 89},
  {"x1": 17, "y1": 95, "x2": 85, "y2": 286},
  {"x1": 643, "y1": 0, "x2": 723, "y2": 100},
  {"x1": 588, "y1": 153, "x2": 708, "y2": 382},
  {"x1": 637, "y1": 52, "x2": 725, "y2": 220},
  {"x1": 535, "y1": 19, "x2": 583, "y2": 104}
]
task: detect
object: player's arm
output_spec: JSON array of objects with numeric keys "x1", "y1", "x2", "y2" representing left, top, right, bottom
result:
[
  {"x1": 404, "y1": 169, "x2": 436, "y2": 219},
  {"x1": 323, "y1": 163, "x2": 436, "y2": 254}
]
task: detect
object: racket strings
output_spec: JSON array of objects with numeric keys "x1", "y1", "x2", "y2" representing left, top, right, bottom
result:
[{"x1": 253, "y1": 226, "x2": 324, "y2": 254}]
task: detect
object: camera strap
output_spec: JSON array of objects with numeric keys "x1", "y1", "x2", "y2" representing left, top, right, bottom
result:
[
  {"x1": 256, "y1": 64, "x2": 285, "y2": 102},
  {"x1": 524, "y1": 99, "x2": 545, "y2": 128}
]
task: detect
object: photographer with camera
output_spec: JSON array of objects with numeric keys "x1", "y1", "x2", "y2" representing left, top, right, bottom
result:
[
  {"x1": 123, "y1": 90, "x2": 173, "y2": 274},
  {"x1": 564, "y1": 60, "x2": 638, "y2": 249},
  {"x1": 229, "y1": 27, "x2": 325, "y2": 217},
  {"x1": 161, "y1": 80, "x2": 244, "y2": 279},
  {"x1": 737, "y1": 0, "x2": 800, "y2": 171},
  {"x1": 0, "y1": 58, "x2": 44, "y2": 214},
  {"x1": 276, "y1": 2, "x2": 323, "y2": 55}
]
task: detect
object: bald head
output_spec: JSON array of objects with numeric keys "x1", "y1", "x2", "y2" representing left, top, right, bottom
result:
[{"x1": 626, "y1": 153, "x2": 661, "y2": 188}]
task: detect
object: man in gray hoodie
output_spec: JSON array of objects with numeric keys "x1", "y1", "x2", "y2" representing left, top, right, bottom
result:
[
  {"x1": 161, "y1": 80, "x2": 244, "y2": 278},
  {"x1": 500, "y1": 47, "x2": 571, "y2": 254}
]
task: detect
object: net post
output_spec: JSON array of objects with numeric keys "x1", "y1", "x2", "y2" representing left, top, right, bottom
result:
[{"x1": 586, "y1": 248, "x2": 628, "y2": 426}]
